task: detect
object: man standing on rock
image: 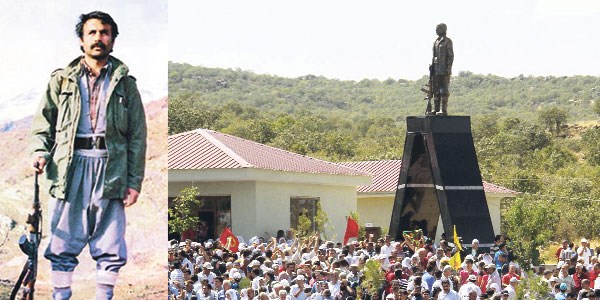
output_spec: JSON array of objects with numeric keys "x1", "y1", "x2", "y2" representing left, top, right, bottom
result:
[
  {"x1": 431, "y1": 23, "x2": 454, "y2": 116},
  {"x1": 30, "y1": 11, "x2": 146, "y2": 299}
]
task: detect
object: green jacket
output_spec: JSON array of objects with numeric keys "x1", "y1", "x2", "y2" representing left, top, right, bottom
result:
[{"x1": 30, "y1": 56, "x2": 147, "y2": 199}]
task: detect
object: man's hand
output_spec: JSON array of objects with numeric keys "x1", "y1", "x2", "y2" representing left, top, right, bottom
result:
[
  {"x1": 33, "y1": 157, "x2": 46, "y2": 174},
  {"x1": 123, "y1": 188, "x2": 140, "y2": 207}
]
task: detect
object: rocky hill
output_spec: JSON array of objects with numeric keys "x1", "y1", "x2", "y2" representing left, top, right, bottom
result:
[{"x1": 0, "y1": 97, "x2": 168, "y2": 299}]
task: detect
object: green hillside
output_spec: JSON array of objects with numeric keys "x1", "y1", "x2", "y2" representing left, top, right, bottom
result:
[{"x1": 169, "y1": 62, "x2": 600, "y2": 123}]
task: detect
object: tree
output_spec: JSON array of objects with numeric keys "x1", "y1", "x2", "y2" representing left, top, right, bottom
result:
[
  {"x1": 514, "y1": 271, "x2": 551, "y2": 299},
  {"x1": 168, "y1": 97, "x2": 222, "y2": 134},
  {"x1": 581, "y1": 127, "x2": 600, "y2": 166},
  {"x1": 360, "y1": 259, "x2": 385, "y2": 298},
  {"x1": 168, "y1": 186, "x2": 203, "y2": 234},
  {"x1": 538, "y1": 106, "x2": 568, "y2": 135},
  {"x1": 594, "y1": 98, "x2": 600, "y2": 117},
  {"x1": 501, "y1": 195, "x2": 559, "y2": 269},
  {"x1": 296, "y1": 201, "x2": 330, "y2": 239}
]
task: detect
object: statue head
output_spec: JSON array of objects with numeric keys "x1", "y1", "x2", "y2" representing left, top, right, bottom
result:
[{"x1": 436, "y1": 23, "x2": 447, "y2": 36}]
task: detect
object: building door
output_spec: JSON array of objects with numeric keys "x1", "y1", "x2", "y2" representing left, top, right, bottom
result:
[
  {"x1": 198, "y1": 211, "x2": 215, "y2": 242},
  {"x1": 195, "y1": 195, "x2": 231, "y2": 241}
]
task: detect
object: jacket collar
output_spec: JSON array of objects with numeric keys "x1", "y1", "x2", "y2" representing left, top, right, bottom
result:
[{"x1": 63, "y1": 55, "x2": 129, "y2": 82}]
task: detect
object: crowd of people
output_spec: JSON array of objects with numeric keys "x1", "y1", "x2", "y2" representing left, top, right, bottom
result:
[{"x1": 168, "y1": 233, "x2": 600, "y2": 300}]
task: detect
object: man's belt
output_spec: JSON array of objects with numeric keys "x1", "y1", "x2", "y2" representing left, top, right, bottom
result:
[{"x1": 74, "y1": 136, "x2": 106, "y2": 150}]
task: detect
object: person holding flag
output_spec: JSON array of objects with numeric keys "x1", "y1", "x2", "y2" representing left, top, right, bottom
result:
[
  {"x1": 220, "y1": 227, "x2": 240, "y2": 253},
  {"x1": 343, "y1": 216, "x2": 359, "y2": 245},
  {"x1": 449, "y1": 225, "x2": 463, "y2": 270}
]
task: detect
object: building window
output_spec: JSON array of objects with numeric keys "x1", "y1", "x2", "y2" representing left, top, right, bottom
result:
[
  {"x1": 290, "y1": 197, "x2": 320, "y2": 233},
  {"x1": 196, "y1": 195, "x2": 231, "y2": 242},
  {"x1": 167, "y1": 195, "x2": 231, "y2": 242}
]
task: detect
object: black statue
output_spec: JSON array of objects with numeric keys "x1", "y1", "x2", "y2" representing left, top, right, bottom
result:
[{"x1": 426, "y1": 23, "x2": 454, "y2": 116}]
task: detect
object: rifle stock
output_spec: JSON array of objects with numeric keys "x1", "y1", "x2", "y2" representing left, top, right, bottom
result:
[
  {"x1": 421, "y1": 65, "x2": 434, "y2": 115},
  {"x1": 11, "y1": 167, "x2": 41, "y2": 300}
]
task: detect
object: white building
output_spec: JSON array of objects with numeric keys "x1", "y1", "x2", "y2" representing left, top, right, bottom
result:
[
  {"x1": 168, "y1": 129, "x2": 517, "y2": 242},
  {"x1": 169, "y1": 129, "x2": 370, "y2": 241}
]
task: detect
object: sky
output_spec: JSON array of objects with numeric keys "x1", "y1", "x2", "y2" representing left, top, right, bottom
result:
[
  {"x1": 0, "y1": 0, "x2": 167, "y2": 121},
  {"x1": 169, "y1": 0, "x2": 600, "y2": 81}
]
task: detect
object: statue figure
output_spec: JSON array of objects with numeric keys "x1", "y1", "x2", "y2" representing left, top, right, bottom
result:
[{"x1": 428, "y1": 23, "x2": 454, "y2": 116}]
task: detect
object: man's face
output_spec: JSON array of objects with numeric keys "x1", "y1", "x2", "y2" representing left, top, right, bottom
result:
[
  {"x1": 304, "y1": 265, "x2": 312, "y2": 274},
  {"x1": 80, "y1": 18, "x2": 114, "y2": 60},
  {"x1": 442, "y1": 282, "x2": 450, "y2": 293},
  {"x1": 185, "y1": 282, "x2": 194, "y2": 292},
  {"x1": 561, "y1": 266, "x2": 568, "y2": 275},
  {"x1": 582, "y1": 280, "x2": 590, "y2": 289},
  {"x1": 443, "y1": 269, "x2": 451, "y2": 277},
  {"x1": 202, "y1": 285, "x2": 210, "y2": 294},
  {"x1": 287, "y1": 264, "x2": 296, "y2": 273}
]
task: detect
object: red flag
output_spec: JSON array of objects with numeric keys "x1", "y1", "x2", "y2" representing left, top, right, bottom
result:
[
  {"x1": 343, "y1": 216, "x2": 359, "y2": 245},
  {"x1": 219, "y1": 227, "x2": 239, "y2": 252}
]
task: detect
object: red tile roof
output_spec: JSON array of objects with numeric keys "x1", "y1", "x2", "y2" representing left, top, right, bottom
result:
[
  {"x1": 339, "y1": 160, "x2": 517, "y2": 195},
  {"x1": 168, "y1": 129, "x2": 369, "y2": 176}
]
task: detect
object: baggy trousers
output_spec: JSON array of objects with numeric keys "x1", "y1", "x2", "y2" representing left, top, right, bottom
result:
[{"x1": 44, "y1": 149, "x2": 127, "y2": 288}]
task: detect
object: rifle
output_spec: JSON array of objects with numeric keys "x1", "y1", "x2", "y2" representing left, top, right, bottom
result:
[
  {"x1": 11, "y1": 163, "x2": 42, "y2": 300},
  {"x1": 421, "y1": 64, "x2": 434, "y2": 115}
]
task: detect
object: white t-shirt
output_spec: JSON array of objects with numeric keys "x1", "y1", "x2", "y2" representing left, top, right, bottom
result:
[
  {"x1": 380, "y1": 244, "x2": 393, "y2": 257},
  {"x1": 437, "y1": 289, "x2": 460, "y2": 300},
  {"x1": 458, "y1": 282, "x2": 481, "y2": 298},
  {"x1": 577, "y1": 246, "x2": 592, "y2": 266},
  {"x1": 199, "y1": 271, "x2": 217, "y2": 286},
  {"x1": 290, "y1": 284, "x2": 307, "y2": 300},
  {"x1": 328, "y1": 282, "x2": 340, "y2": 297}
]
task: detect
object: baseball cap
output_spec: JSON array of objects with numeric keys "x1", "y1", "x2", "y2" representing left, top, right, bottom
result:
[{"x1": 203, "y1": 262, "x2": 214, "y2": 269}]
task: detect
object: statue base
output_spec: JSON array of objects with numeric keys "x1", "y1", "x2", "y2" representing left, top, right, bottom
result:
[{"x1": 389, "y1": 116, "x2": 495, "y2": 250}]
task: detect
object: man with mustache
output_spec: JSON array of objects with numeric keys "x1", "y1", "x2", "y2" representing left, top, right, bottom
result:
[{"x1": 30, "y1": 11, "x2": 146, "y2": 300}]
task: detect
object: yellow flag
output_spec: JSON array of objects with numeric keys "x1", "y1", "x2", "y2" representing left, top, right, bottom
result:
[
  {"x1": 449, "y1": 251, "x2": 462, "y2": 270},
  {"x1": 453, "y1": 225, "x2": 463, "y2": 251}
]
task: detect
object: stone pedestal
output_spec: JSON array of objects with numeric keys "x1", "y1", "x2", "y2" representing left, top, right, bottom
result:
[{"x1": 389, "y1": 116, "x2": 495, "y2": 249}]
